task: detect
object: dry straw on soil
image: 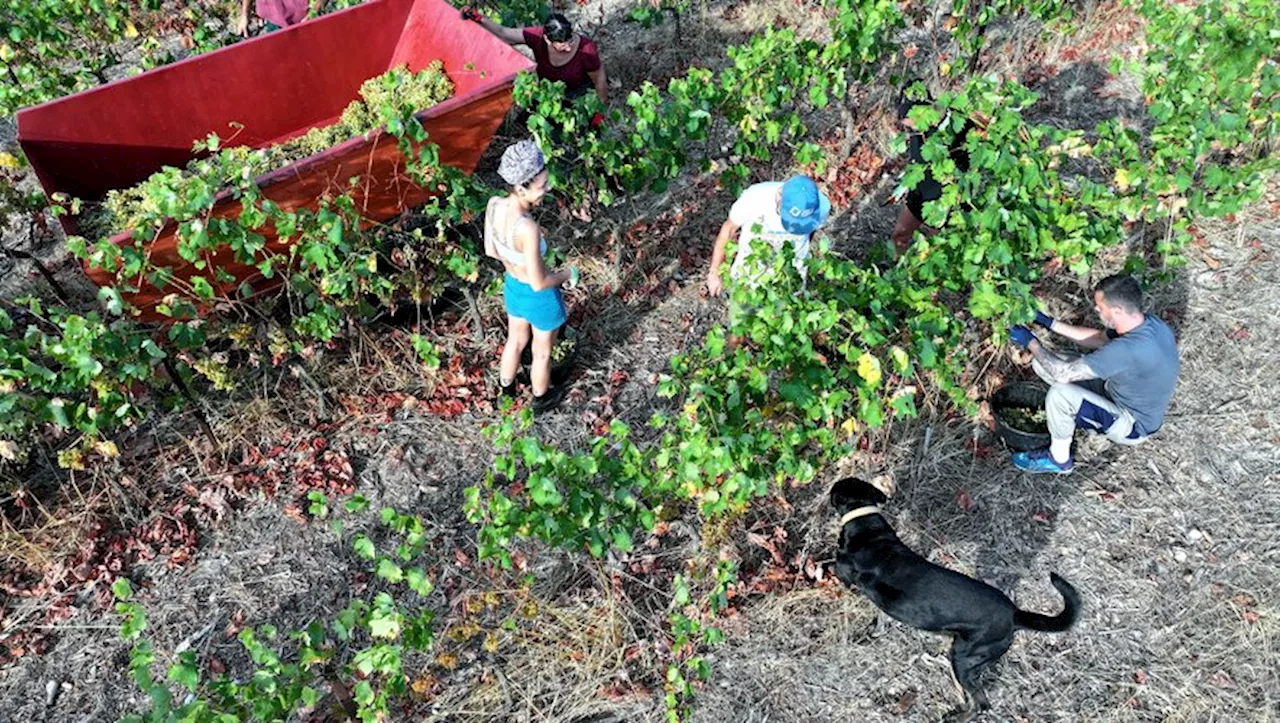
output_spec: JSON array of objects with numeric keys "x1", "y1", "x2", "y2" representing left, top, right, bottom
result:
[{"x1": 3, "y1": 1, "x2": 1279, "y2": 722}]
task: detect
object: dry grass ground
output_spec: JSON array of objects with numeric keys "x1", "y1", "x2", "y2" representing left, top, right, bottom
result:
[{"x1": 1, "y1": 1, "x2": 1278, "y2": 722}]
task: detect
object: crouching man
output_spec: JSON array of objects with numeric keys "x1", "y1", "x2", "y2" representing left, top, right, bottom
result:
[{"x1": 1007, "y1": 274, "x2": 1180, "y2": 474}]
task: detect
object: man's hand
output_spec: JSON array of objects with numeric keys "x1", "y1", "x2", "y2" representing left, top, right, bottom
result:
[
  {"x1": 461, "y1": 6, "x2": 482, "y2": 22},
  {"x1": 1009, "y1": 325, "x2": 1036, "y2": 349},
  {"x1": 235, "y1": 6, "x2": 250, "y2": 36},
  {"x1": 1033, "y1": 310, "x2": 1054, "y2": 329},
  {"x1": 706, "y1": 270, "x2": 723, "y2": 297}
]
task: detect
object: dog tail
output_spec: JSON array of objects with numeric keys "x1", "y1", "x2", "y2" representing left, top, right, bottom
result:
[{"x1": 1014, "y1": 573, "x2": 1081, "y2": 633}]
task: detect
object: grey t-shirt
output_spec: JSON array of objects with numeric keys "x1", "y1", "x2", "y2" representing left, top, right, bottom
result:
[{"x1": 1084, "y1": 316, "x2": 1180, "y2": 435}]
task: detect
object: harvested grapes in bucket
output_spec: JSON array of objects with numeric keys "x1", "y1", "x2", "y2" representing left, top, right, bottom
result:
[{"x1": 998, "y1": 406, "x2": 1048, "y2": 434}]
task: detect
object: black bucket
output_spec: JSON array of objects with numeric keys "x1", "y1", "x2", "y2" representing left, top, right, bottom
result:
[{"x1": 990, "y1": 381, "x2": 1052, "y2": 452}]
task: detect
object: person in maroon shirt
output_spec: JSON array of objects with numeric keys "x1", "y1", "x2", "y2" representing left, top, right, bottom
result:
[
  {"x1": 463, "y1": 10, "x2": 608, "y2": 111},
  {"x1": 236, "y1": 0, "x2": 326, "y2": 35}
]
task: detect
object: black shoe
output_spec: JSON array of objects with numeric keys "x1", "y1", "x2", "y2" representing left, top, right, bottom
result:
[
  {"x1": 498, "y1": 380, "x2": 517, "y2": 400},
  {"x1": 532, "y1": 385, "x2": 568, "y2": 415}
]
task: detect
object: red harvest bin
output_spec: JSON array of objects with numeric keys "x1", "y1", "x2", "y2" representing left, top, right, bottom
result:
[{"x1": 15, "y1": 0, "x2": 532, "y2": 319}]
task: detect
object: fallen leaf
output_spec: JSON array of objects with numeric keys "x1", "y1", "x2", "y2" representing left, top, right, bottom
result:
[
  {"x1": 891, "y1": 689, "x2": 918, "y2": 714},
  {"x1": 1209, "y1": 671, "x2": 1236, "y2": 689},
  {"x1": 803, "y1": 556, "x2": 824, "y2": 582},
  {"x1": 1031, "y1": 511, "x2": 1052, "y2": 524},
  {"x1": 436, "y1": 652, "x2": 459, "y2": 670},
  {"x1": 957, "y1": 490, "x2": 976, "y2": 512},
  {"x1": 746, "y1": 532, "x2": 786, "y2": 566},
  {"x1": 1134, "y1": 669, "x2": 1149, "y2": 685}
]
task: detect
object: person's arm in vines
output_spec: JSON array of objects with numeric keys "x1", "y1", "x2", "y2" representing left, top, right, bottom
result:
[
  {"x1": 1046, "y1": 320, "x2": 1109, "y2": 349},
  {"x1": 706, "y1": 218, "x2": 739, "y2": 297},
  {"x1": 461, "y1": 8, "x2": 527, "y2": 46},
  {"x1": 518, "y1": 220, "x2": 570, "y2": 291},
  {"x1": 587, "y1": 65, "x2": 607, "y2": 105},
  {"x1": 1031, "y1": 308, "x2": 1109, "y2": 349}
]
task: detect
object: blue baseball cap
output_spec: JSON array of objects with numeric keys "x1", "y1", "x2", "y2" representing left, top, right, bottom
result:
[{"x1": 779, "y1": 176, "x2": 831, "y2": 235}]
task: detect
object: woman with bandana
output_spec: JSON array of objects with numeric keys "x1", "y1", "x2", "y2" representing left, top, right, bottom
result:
[{"x1": 485, "y1": 140, "x2": 580, "y2": 414}]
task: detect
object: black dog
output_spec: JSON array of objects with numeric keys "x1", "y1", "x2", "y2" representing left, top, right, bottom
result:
[{"x1": 830, "y1": 477, "x2": 1080, "y2": 721}]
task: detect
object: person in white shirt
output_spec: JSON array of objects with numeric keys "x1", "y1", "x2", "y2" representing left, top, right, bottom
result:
[{"x1": 705, "y1": 176, "x2": 831, "y2": 344}]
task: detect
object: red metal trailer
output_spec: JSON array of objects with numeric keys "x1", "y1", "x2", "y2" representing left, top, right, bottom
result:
[{"x1": 16, "y1": 0, "x2": 532, "y2": 319}]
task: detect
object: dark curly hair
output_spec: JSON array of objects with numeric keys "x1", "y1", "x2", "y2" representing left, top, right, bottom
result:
[{"x1": 543, "y1": 12, "x2": 573, "y2": 42}]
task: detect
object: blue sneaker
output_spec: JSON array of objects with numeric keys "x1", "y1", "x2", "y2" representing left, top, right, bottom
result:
[{"x1": 1012, "y1": 448, "x2": 1074, "y2": 474}]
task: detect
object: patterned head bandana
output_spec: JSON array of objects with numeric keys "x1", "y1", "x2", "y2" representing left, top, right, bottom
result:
[{"x1": 498, "y1": 139, "x2": 546, "y2": 188}]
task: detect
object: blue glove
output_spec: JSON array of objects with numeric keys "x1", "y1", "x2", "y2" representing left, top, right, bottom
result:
[
  {"x1": 1033, "y1": 310, "x2": 1054, "y2": 329},
  {"x1": 1009, "y1": 325, "x2": 1036, "y2": 349}
]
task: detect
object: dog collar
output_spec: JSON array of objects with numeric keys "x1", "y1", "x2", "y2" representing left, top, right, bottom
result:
[{"x1": 840, "y1": 505, "x2": 881, "y2": 525}]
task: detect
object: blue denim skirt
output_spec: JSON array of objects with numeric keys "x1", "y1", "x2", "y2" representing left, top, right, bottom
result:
[{"x1": 503, "y1": 272, "x2": 566, "y2": 332}]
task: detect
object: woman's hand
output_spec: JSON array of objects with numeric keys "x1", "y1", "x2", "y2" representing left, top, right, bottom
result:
[
  {"x1": 706, "y1": 269, "x2": 724, "y2": 297},
  {"x1": 235, "y1": 2, "x2": 250, "y2": 36}
]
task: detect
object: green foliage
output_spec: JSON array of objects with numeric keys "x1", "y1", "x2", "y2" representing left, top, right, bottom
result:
[
  {"x1": 0, "y1": 1, "x2": 260, "y2": 116},
  {"x1": 0, "y1": 0, "x2": 143, "y2": 115},
  {"x1": 14, "y1": 0, "x2": 1280, "y2": 718},
  {"x1": 653, "y1": 244, "x2": 938, "y2": 516},
  {"x1": 896, "y1": 77, "x2": 1126, "y2": 323},
  {"x1": 947, "y1": 0, "x2": 1075, "y2": 72},
  {"x1": 516, "y1": 0, "x2": 903, "y2": 206},
  {"x1": 0, "y1": 301, "x2": 163, "y2": 471},
  {"x1": 116, "y1": 505, "x2": 437, "y2": 723},
  {"x1": 1094, "y1": 0, "x2": 1279, "y2": 261},
  {"x1": 664, "y1": 561, "x2": 734, "y2": 721},
  {"x1": 409, "y1": 334, "x2": 441, "y2": 369},
  {"x1": 65, "y1": 66, "x2": 483, "y2": 391},
  {"x1": 0, "y1": 1, "x2": 381, "y2": 116},
  {"x1": 465, "y1": 410, "x2": 657, "y2": 566},
  {"x1": 7, "y1": 44, "x2": 482, "y2": 483}
]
